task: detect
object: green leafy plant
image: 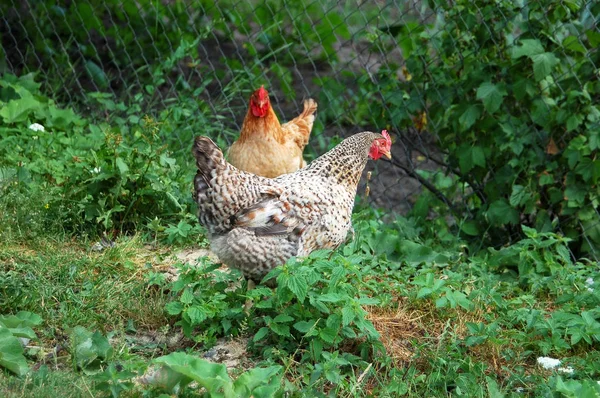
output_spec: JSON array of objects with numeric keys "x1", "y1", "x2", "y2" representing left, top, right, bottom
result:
[
  {"x1": 165, "y1": 259, "x2": 249, "y2": 344},
  {"x1": 0, "y1": 311, "x2": 42, "y2": 376},
  {"x1": 70, "y1": 326, "x2": 114, "y2": 374},
  {"x1": 0, "y1": 70, "x2": 226, "y2": 240},
  {"x1": 152, "y1": 352, "x2": 283, "y2": 397},
  {"x1": 317, "y1": 0, "x2": 600, "y2": 256},
  {"x1": 92, "y1": 363, "x2": 137, "y2": 398}
]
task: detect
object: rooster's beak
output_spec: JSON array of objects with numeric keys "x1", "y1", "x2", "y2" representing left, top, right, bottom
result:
[{"x1": 382, "y1": 150, "x2": 392, "y2": 160}]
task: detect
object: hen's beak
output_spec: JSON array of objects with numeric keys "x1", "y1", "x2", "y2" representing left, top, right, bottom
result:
[{"x1": 382, "y1": 150, "x2": 392, "y2": 160}]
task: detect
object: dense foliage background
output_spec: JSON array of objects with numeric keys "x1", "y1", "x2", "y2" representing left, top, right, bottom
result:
[{"x1": 1, "y1": 0, "x2": 600, "y2": 396}]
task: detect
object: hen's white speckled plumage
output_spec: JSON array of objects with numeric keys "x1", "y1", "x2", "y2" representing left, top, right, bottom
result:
[{"x1": 192, "y1": 131, "x2": 387, "y2": 281}]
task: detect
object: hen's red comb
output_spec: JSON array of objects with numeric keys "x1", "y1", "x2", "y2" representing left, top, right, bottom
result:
[{"x1": 381, "y1": 130, "x2": 392, "y2": 147}]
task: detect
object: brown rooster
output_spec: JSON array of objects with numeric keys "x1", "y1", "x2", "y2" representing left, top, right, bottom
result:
[
  {"x1": 192, "y1": 130, "x2": 392, "y2": 282},
  {"x1": 227, "y1": 86, "x2": 317, "y2": 178}
]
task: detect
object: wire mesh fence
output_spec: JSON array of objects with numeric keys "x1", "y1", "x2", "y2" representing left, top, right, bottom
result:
[{"x1": 1, "y1": 0, "x2": 600, "y2": 258}]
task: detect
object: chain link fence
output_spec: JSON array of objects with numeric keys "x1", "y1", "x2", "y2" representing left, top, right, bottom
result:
[{"x1": 2, "y1": 1, "x2": 600, "y2": 257}]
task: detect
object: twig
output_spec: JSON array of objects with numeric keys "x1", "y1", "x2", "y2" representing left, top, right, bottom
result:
[
  {"x1": 411, "y1": 145, "x2": 487, "y2": 204},
  {"x1": 388, "y1": 158, "x2": 463, "y2": 217}
]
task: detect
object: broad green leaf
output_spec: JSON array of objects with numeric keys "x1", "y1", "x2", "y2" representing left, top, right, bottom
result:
[
  {"x1": 509, "y1": 185, "x2": 530, "y2": 207},
  {"x1": 8, "y1": 327, "x2": 36, "y2": 340},
  {"x1": 293, "y1": 320, "x2": 317, "y2": 334},
  {"x1": 154, "y1": 352, "x2": 232, "y2": 395},
  {"x1": 565, "y1": 184, "x2": 586, "y2": 206},
  {"x1": 486, "y1": 376, "x2": 505, "y2": 398},
  {"x1": 417, "y1": 287, "x2": 433, "y2": 299},
  {"x1": 90, "y1": 331, "x2": 112, "y2": 360},
  {"x1": 85, "y1": 60, "x2": 109, "y2": 89},
  {"x1": 562, "y1": 36, "x2": 586, "y2": 54},
  {"x1": 0, "y1": 96, "x2": 40, "y2": 123},
  {"x1": 233, "y1": 366, "x2": 283, "y2": 397},
  {"x1": 357, "y1": 297, "x2": 380, "y2": 305},
  {"x1": 472, "y1": 146, "x2": 486, "y2": 168},
  {"x1": 115, "y1": 158, "x2": 129, "y2": 174},
  {"x1": 459, "y1": 105, "x2": 481, "y2": 131},
  {"x1": 476, "y1": 82, "x2": 507, "y2": 114},
  {"x1": 460, "y1": 221, "x2": 480, "y2": 236},
  {"x1": 273, "y1": 314, "x2": 294, "y2": 323},
  {"x1": 487, "y1": 200, "x2": 519, "y2": 226},
  {"x1": 531, "y1": 99, "x2": 552, "y2": 128},
  {"x1": 180, "y1": 288, "x2": 194, "y2": 304},
  {"x1": 590, "y1": 131, "x2": 600, "y2": 150},
  {"x1": 253, "y1": 327, "x2": 269, "y2": 342},
  {"x1": 575, "y1": 157, "x2": 594, "y2": 181},
  {"x1": 165, "y1": 301, "x2": 183, "y2": 315},
  {"x1": 0, "y1": 327, "x2": 29, "y2": 376},
  {"x1": 310, "y1": 339, "x2": 323, "y2": 360},
  {"x1": 269, "y1": 322, "x2": 290, "y2": 337},
  {"x1": 341, "y1": 305, "x2": 355, "y2": 327},
  {"x1": 15, "y1": 311, "x2": 42, "y2": 327},
  {"x1": 511, "y1": 39, "x2": 545, "y2": 59},
  {"x1": 539, "y1": 173, "x2": 554, "y2": 186},
  {"x1": 286, "y1": 273, "x2": 308, "y2": 302},
  {"x1": 310, "y1": 297, "x2": 330, "y2": 314},
  {"x1": 459, "y1": 146, "x2": 486, "y2": 173},
  {"x1": 398, "y1": 240, "x2": 448, "y2": 265},
  {"x1": 566, "y1": 114, "x2": 584, "y2": 132},
  {"x1": 71, "y1": 327, "x2": 113, "y2": 373},
  {"x1": 586, "y1": 30, "x2": 600, "y2": 48},
  {"x1": 531, "y1": 52, "x2": 559, "y2": 81},
  {"x1": 325, "y1": 368, "x2": 341, "y2": 384},
  {"x1": 0, "y1": 312, "x2": 42, "y2": 328},
  {"x1": 318, "y1": 293, "x2": 346, "y2": 303},
  {"x1": 186, "y1": 307, "x2": 205, "y2": 325},
  {"x1": 319, "y1": 327, "x2": 338, "y2": 344}
]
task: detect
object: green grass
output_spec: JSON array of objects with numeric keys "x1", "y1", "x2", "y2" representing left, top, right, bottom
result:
[
  {"x1": 0, "y1": 369, "x2": 96, "y2": 398},
  {"x1": 3, "y1": 214, "x2": 600, "y2": 397},
  {"x1": 1, "y1": 237, "x2": 170, "y2": 334}
]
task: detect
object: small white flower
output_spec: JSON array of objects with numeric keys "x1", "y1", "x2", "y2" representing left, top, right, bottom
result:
[
  {"x1": 537, "y1": 356, "x2": 561, "y2": 369},
  {"x1": 558, "y1": 366, "x2": 574, "y2": 374},
  {"x1": 28, "y1": 123, "x2": 45, "y2": 132},
  {"x1": 586, "y1": 277, "x2": 594, "y2": 292},
  {"x1": 91, "y1": 167, "x2": 101, "y2": 174}
]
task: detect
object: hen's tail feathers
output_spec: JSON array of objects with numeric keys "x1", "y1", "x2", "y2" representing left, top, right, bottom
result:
[{"x1": 192, "y1": 136, "x2": 225, "y2": 181}]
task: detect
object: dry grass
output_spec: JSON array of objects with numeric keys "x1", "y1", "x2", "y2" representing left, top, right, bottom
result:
[
  {"x1": 366, "y1": 296, "x2": 517, "y2": 379},
  {"x1": 367, "y1": 299, "x2": 440, "y2": 364}
]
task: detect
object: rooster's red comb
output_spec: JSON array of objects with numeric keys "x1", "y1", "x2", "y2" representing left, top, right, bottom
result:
[{"x1": 254, "y1": 85, "x2": 269, "y2": 100}]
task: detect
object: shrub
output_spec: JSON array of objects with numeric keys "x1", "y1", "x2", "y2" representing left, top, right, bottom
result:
[
  {"x1": 319, "y1": 0, "x2": 600, "y2": 255},
  {"x1": 0, "y1": 71, "x2": 219, "y2": 239}
]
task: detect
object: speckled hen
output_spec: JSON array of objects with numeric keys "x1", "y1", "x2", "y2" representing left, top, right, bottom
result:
[{"x1": 192, "y1": 131, "x2": 392, "y2": 282}]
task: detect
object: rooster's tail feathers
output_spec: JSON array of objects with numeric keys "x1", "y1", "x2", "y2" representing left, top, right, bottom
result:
[{"x1": 301, "y1": 98, "x2": 318, "y2": 118}]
